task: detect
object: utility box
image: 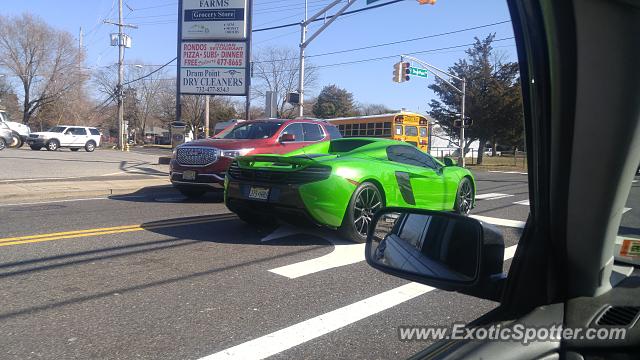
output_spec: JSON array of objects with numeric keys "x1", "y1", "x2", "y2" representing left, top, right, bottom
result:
[{"x1": 170, "y1": 121, "x2": 187, "y2": 149}]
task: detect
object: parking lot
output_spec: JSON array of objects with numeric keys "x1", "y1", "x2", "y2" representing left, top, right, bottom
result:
[{"x1": 1, "y1": 146, "x2": 638, "y2": 359}]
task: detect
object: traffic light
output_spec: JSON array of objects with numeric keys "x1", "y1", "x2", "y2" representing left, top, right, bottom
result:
[
  {"x1": 401, "y1": 61, "x2": 410, "y2": 81},
  {"x1": 393, "y1": 61, "x2": 411, "y2": 83},
  {"x1": 417, "y1": 0, "x2": 436, "y2": 4},
  {"x1": 453, "y1": 118, "x2": 473, "y2": 128}
]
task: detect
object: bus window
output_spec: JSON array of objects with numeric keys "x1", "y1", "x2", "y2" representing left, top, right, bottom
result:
[
  {"x1": 395, "y1": 125, "x2": 403, "y2": 135},
  {"x1": 406, "y1": 126, "x2": 418, "y2": 136},
  {"x1": 420, "y1": 127, "x2": 427, "y2": 138}
]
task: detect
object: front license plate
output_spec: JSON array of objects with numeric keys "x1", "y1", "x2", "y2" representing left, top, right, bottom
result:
[
  {"x1": 182, "y1": 170, "x2": 196, "y2": 180},
  {"x1": 249, "y1": 186, "x2": 270, "y2": 200}
]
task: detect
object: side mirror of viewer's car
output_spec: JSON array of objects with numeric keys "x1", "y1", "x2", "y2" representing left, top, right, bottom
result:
[
  {"x1": 443, "y1": 157, "x2": 457, "y2": 166},
  {"x1": 366, "y1": 208, "x2": 506, "y2": 301}
]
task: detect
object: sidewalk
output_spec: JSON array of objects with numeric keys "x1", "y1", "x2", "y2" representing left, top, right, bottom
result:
[{"x1": 0, "y1": 176, "x2": 171, "y2": 203}]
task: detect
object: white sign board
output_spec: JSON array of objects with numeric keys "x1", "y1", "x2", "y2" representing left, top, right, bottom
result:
[
  {"x1": 181, "y1": 0, "x2": 247, "y2": 40},
  {"x1": 179, "y1": 41, "x2": 247, "y2": 95}
]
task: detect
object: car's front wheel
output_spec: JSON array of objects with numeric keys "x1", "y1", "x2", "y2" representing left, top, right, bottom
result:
[
  {"x1": 10, "y1": 132, "x2": 22, "y2": 148},
  {"x1": 454, "y1": 177, "x2": 474, "y2": 215},
  {"x1": 46, "y1": 139, "x2": 59, "y2": 151},
  {"x1": 340, "y1": 182, "x2": 384, "y2": 243},
  {"x1": 85, "y1": 141, "x2": 96, "y2": 152}
]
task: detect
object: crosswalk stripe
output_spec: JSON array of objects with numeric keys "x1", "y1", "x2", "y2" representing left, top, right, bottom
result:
[
  {"x1": 513, "y1": 199, "x2": 530, "y2": 206},
  {"x1": 470, "y1": 215, "x2": 526, "y2": 228},
  {"x1": 201, "y1": 246, "x2": 518, "y2": 360},
  {"x1": 475, "y1": 193, "x2": 514, "y2": 200}
]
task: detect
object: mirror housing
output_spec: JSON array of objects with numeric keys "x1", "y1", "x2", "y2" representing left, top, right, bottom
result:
[
  {"x1": 366, "y1": 208, "x2": 506, "y2": 301},
  {"x1": 443, "y1": 157, "x2": 457, "y2": 166},
  {"x1": 280, "y1": 133, "x2": 296, "y2": 142}
]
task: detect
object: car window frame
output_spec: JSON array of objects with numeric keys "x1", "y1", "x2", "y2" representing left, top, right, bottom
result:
[
  {"x1": 386, "y1": 144, "x2": 439, "y2": 170},
  {"x1": 301, "y1": 123, "x2": 326, "y2": 142},
  {"x1": 279, "y1": 122, "x2": 306, "y2": 142}
]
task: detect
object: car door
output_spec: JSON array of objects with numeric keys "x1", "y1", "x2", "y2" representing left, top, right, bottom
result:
[
  {"x1": 59, "y1": 127, "x2": 75, "y2": 146},
  {"x1": 70, "y1": 127, "x2": 89, "y2": 146},
  {"x1": 386, "y1": 145, "x2": 446, "y2": 209}
]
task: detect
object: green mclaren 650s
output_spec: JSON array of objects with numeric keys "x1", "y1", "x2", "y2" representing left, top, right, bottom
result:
[{"x1": 224, "y1": 138, "x2": 476, "y2": 243}]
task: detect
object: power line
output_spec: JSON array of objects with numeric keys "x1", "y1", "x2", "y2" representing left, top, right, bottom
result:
[
  {"x1": 254, "y1": 0, "x2": 409, "y2": 32},
  {"x1": 123, "y1": 56, "x2": 177, "y2": 85},
  {"x1": 128, "y1": 37, "x2": 515, "y2": 82},
  {"x1": 252, "y1": 20, "x2": 512, "y2": 63}
]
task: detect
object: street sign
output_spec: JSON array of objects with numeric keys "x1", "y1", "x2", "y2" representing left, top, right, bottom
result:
[
  {"x1": 181, "y1": 0, "x2": 248, "y2": 40},
  {"x1": 409, "y1": 67, "x2": 428, "y2": 78},
  {"x1": 180, "y1": 41, "x2": 247, "y2": 95}
]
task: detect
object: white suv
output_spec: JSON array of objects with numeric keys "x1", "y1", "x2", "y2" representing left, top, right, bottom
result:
[{"x1": 26, "y1": 126, "x2": 102, "y2": 152}]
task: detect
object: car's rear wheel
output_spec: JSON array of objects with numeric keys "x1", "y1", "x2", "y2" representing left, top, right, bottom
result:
[
  {"x1": 30, "y1": 145, "x2": 42, "y2": 151},
  {"x1": 340, "y1": 182, "x2": 384, "y2": 243},
  {"x1": 0, "y1": 138, "x2": 6, "y2": 151},
  {"x1": 178, "y1": 188, "x2": 206, "y2": 199},
  {"x1": 85, "y1": 141, "x2": 96, "y2": 152},
  {"x1": 46, "y1": 139, "x2": 59, "y2": 151},
  {"x1": 454, "y1": 177, "x2": 474, "y2": 215}
]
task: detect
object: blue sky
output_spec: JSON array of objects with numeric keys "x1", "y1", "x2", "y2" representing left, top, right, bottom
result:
[{"x1": 4, "y1": 0, "x2": 516, "y2": 114}]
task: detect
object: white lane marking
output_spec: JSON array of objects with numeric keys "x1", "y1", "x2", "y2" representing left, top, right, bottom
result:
[
  {"x1": 0, "y1": 195, "x2": 149, "y2": 208},
  {"x1": 475, "y1": 193, "x2": 514, "y2": 200},
  {"x1": 202, "y1": 246, "x2": 518, "y2": 360},
  {"x1": 488, "y1": 170, "x2": 528, "y2": 175},
  {"x1": 513, "y1": 199, "x2": 530, "y2": 206},
  {"x1": 623, "y1": 207, "x2": 632, "y2": 214},
  {"x1": 470, "y1": 215, "x2": 526, "y2": 229},
  {"x1": 263, "y1": 225, "x2": 365, "y2": 279},
  {"x1": 633, "y1": 180, "x2": 638, "y2": 183}
]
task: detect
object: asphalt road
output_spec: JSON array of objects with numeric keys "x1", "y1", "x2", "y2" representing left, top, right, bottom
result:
[
  {"x1": 0, "y1": 170, "x2": 635, "y2": 359},
  {"x1": 0, "y1": 147, "x2": 168, "y2": 181}
]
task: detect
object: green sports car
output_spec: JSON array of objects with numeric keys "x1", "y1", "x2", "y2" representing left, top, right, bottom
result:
[{"x1": 224, "y1": 138, "x2": 475, "y2": 243}]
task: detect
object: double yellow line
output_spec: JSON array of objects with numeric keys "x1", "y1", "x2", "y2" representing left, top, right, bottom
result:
[{"x1": 0, "y1": 214, "x2": 236, "y2": 247}]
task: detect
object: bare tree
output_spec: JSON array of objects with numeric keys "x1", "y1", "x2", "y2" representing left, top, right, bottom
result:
[
  {"x1": 357, "y1": 103, "x2": 394, "y2": 116},
  {"x1": 252, "y1": 46, "x2": 318, "y2": 118},
  {"x1": 93, "y1": 63, "x2": 171, "y2": 142},
  {"x1": 0, "y1": 13, "x2": 85, "y2": 125}
]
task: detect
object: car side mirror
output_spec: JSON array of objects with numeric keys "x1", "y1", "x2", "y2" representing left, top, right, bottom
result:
[
  {"x1": 280, "y1": 133, "x2": 296, "y2": 142},
  {"x1": 366, "y1": 208, "x2": 506, "y2": 301},
  {"x1": 443, "y1": 157, "x2": 457, "y2": 166}
]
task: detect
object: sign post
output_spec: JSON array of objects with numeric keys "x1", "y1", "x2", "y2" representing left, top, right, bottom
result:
[{"x1": 177, "y1": 0, "x2": 252, "y2": 124}]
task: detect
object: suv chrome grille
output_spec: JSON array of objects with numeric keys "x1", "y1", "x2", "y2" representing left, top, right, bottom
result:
[{"x1": 176, "y1": 147, "x2": 218, "y2": 166}]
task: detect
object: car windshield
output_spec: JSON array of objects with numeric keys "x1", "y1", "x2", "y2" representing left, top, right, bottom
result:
[
  {"x1": 222, "y1": 122, "x2": 282, "y2": 139},
  {"x1": 47, "y1": 126, "x2": 66, "y2": 133}
]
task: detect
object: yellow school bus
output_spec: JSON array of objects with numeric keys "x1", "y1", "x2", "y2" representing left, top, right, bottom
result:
[{"x1": 328, "y1": 111, "x2": 430, "y2": 152}]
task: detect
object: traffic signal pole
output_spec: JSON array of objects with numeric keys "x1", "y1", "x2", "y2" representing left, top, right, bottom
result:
[
  {"x1": 399, "y1": 55, "x2": 467, "y2": 166},
  {"x1": 297, "y1": 0, "x2": 357, "y2": 117}
]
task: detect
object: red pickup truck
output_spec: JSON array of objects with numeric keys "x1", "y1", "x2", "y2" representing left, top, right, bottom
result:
[{"x1": 169, "y1": 118, "x2": 342, "y2": 198}]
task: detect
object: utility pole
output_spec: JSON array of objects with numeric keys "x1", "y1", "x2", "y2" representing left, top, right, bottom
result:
[
  {"x1": 104, "y1": 0, "x2": 137, "y2": 150},
  {"x1": 297, "y1": 0, "x2": 357, "y2": 117}
]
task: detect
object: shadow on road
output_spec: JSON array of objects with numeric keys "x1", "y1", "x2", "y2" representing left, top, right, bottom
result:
[{"x1": 109, "y1": 186, "x2": 225, "y2": 204}]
